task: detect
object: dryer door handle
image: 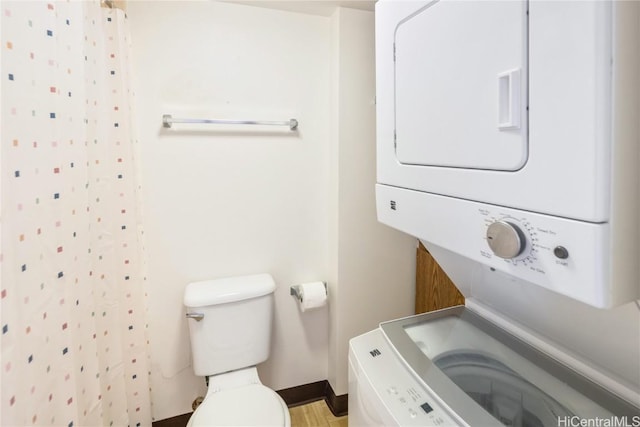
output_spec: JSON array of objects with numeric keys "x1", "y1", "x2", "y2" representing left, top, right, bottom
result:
[{"x1": 497, "y1": 68, "x2": 521, "y2": 130}]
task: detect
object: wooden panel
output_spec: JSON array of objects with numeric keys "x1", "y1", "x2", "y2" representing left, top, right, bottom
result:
[{"x1": 415, "y1": 241, "x2": 465, "y2": 314}]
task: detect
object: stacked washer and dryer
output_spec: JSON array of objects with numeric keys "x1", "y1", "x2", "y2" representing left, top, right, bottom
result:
[{"x1": 349, "y1": 1, "x2": 640, "y2": 425}]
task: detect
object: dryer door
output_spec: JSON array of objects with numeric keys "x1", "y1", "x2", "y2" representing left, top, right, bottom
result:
[
  {"x1": 395, "y1": 0, "x2": 527, "y2": 171},
  {"x1": 376, "y1": 0, "x2": 616, "y2": 222}
]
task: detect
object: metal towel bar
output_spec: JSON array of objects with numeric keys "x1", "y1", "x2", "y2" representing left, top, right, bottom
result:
[{"x1": 162, "y1": 114, "x2": 298, "y2": 131}]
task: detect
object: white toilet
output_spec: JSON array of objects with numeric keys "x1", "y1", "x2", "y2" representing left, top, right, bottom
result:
[{"x1": 183, "y1": 273, "x2": 291, "y2": 426}]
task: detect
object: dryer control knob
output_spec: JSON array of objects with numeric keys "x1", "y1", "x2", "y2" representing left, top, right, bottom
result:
[{"x1": 486, "y1": 221, "x2": 526, "y2": 259}]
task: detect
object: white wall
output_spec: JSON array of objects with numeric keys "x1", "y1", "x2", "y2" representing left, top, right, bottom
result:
[
  {"x1": 327, "y1": 7, "x2": 416, "y2": 396},
  {"x1": 128, "y1": 2, "x2": 332, "y2": 420},
  {"x1": 128, "y1": 0, "x2": 416, "y2": 421}
]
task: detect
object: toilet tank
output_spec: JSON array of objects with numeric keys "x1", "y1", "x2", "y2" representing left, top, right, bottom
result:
[{"x1": 184, "y1": 274, "x2": 276, "y2": 377}]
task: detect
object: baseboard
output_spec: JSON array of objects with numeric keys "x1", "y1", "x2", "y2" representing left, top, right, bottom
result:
[
  {"x1": 152, "y1": 380, "x2": 348, "y2": 426},
  {"x1": 324, "y1": 381, "x2": 348, "y2": 417},
  {"x1": 152, "y1": 412, "x2": 192, "y2": 427},
  {"x1": 276, "y1": 380, "x2": 327, "y2": 407},
  {"x1": 276, "y1": 379, "x2": 348, "y2": 417}
]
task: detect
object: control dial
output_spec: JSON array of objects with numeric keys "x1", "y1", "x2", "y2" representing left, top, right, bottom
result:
[{"x1": 486, "y1": 220, "x2": 526, "y2": 259}]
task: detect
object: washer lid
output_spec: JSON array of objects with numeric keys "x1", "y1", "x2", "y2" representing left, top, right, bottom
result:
[
  {"x1": 190, "y1": 384, "x2": 287, "y2": 426},
  {"x1": 380, "y1": 306, "x2": 640, "y2": 424},
  {"x1": 433, "y1": 350, "x2": 572, "y2": 426}
]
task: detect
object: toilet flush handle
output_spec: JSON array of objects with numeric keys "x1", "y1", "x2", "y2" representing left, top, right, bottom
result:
[{"x1": 186, "y1": 312, "x2": 204, "y2": 322}]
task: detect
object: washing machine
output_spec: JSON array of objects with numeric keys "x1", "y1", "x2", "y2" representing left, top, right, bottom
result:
[
  {"x1": 349, "y1": 0, "x2": 640, "y2": 425},
  {"x1": 348, "y1": 303, "x2": 640, "y2": 426}
]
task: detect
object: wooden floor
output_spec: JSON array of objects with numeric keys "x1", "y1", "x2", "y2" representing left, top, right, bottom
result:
[{"x1": 289, "y1": 400, "x2": 348, "y2": 427}]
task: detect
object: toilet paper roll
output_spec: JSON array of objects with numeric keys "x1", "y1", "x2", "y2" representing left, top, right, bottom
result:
[{"x1": 298, "y1": 281, "x2": 327, "y2": 312}]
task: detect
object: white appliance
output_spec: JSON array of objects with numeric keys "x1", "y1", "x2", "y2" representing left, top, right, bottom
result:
[
  {"x1": 375, "y1": 0, "x2": 639, "y2": 308},
  {"x1": 349, "y1": 305, "x2": 640, "y2": 426},
  {"x1": 349, "y1": 0, "x2": 640, "y2": 425}
]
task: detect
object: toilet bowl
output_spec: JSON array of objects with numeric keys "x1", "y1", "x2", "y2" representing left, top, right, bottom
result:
[
  {"x1": 184, "y1": 274, "x2": 290, "y2": 426},
  {"x1": 187, "y1": 368, "x2": 290, "y2": 427}
]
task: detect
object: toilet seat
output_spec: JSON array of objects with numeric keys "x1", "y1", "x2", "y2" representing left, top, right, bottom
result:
[{"x1": 188, "y1": 383, "x2": 291, "y2": 426}]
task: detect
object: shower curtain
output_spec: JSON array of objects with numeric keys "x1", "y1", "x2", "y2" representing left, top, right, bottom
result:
[{"x1": 1, "y1": 1, "x2": 152, "y2": 426}]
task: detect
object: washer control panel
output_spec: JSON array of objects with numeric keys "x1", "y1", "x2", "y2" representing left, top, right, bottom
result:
[
  {"x1": 382, "y1": 384, "x2": 445, "y2": 425},
  {"x1": 349, "y1": 330, "x2": 459, "y2": 426}
]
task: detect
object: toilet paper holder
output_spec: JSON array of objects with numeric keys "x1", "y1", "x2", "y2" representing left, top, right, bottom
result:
[{"x1": 290, "y1": 282, "x2": 327, "y2": 303}]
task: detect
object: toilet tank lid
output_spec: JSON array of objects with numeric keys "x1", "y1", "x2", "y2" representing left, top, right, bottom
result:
[{"x1": 184, "y1": 274, "x2": 276, "y2": 307}]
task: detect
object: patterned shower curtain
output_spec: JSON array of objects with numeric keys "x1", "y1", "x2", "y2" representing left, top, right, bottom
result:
[{"x1": 1, "y1": 1, "x2": 152, "y2": 426}]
